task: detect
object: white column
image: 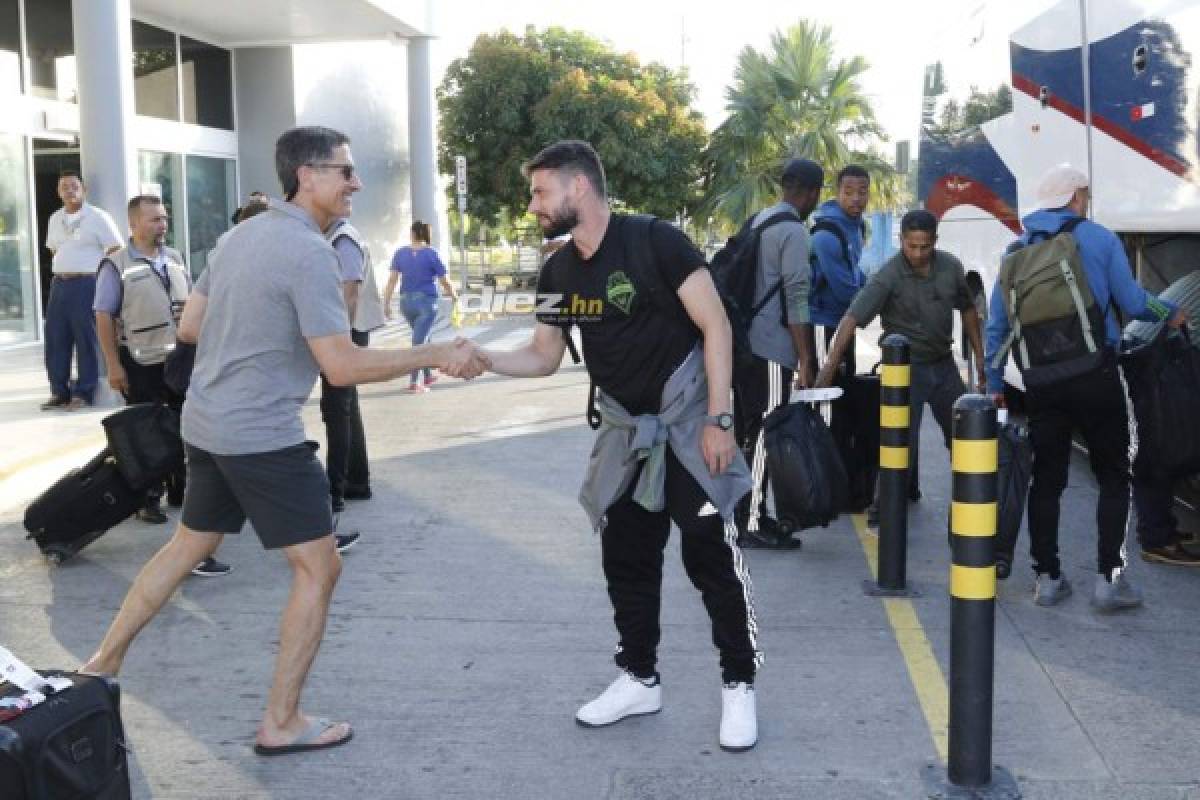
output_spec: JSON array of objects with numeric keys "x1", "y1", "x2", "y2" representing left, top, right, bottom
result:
[
  {"x1": 406, "y1": 36, "x2": 443, "y2": 252},
  {"x1": 72, "y1": 0, "x2": 139, "y2": 233}
]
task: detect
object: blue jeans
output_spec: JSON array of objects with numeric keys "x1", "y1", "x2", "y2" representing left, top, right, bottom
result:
[
  {"x1": 44, "y1": 275, "x2": 99, "y2": 402},
  {"x1": 400, "y1": 292, "x2": 438, "y2": 383}
]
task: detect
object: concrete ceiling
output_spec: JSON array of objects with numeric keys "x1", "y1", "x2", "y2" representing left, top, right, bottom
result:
[{"x1": 131, "y1": 0, "x2": 431, "y2": 48}]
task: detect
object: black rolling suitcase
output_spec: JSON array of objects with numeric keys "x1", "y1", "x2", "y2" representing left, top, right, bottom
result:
[
  {"x1": 829, "y1": 369, "x2": 881, "y2": 512},
  {"x1": 0, "y1": 671, "x2": 131, "y2": 800},
  {"x1": 23, "y1": 450, "x2": 142, "y2": 565}
]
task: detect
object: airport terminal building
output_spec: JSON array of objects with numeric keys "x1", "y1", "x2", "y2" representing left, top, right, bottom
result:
[{"x1": 0, "y1": 0, "x2": 441, "y2": 349}]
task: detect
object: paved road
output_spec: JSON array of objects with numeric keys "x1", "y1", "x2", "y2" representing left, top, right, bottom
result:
[{"x1": 2, "y1": 317, "x2": 1198, "y2": 799}]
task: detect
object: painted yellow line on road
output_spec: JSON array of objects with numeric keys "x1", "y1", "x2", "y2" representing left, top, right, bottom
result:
[
  {"x1": 854, "y1": 513, "x2": 949, "y2": 763},
  {"x1": 0, "y1": 436, "x2": 105, "y2": 482}
]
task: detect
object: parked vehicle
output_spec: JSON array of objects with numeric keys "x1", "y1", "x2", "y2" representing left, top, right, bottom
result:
[{"x1": 917, "y1": 0, "x2": 1200, "y2": 389}]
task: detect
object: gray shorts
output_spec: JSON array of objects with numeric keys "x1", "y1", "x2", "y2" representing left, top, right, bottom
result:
[{"x1": 181, "y1": 441, "x2": 333, "y2": 549}]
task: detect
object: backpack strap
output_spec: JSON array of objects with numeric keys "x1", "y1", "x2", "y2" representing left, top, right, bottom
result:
[
  {"x1": 582, "y1": 214, "x2": 681, "y2": 431},
  {"x1": 620, "y1": 214, "x2": 690, "y2": 324},
  {"x1": 1058, "y1": 216, "x2": 1086, "y2": 235},
  {"x1": 809, "y1": 218, "x2": 852, "y2": 294},
  {"x1": 1059, "y1": 258, "x2": 1099, "y2": 354},
  {"x1": 746, "y1": 210, "x2": 799, "y2": 319}
]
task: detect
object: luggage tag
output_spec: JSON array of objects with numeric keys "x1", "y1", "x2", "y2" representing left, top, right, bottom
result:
[
  {"x1": 0, "y1": 647, "x2": 72, "y2": 695},
  {"x1": 791, "y1": 387, "x2": 844, "y2": 404}
]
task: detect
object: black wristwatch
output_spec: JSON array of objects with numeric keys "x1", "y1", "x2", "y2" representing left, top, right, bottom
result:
[{"x1": 705, "y1": 412, "x2": 734, "y2": 431}]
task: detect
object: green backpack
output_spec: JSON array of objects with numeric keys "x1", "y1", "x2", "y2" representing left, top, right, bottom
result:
[{"x1": 991, "y1": 217, "x2": 1109, "y2": 388}]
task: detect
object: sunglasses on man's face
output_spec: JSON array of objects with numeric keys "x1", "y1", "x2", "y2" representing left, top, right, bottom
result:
[{"x1": 306, "y1": 162, "x2": 357, "y2": 181}]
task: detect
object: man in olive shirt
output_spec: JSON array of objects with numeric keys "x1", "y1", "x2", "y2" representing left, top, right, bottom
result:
[{"x1": 815, "y1": 210, "x2": 985, "y2": 516}]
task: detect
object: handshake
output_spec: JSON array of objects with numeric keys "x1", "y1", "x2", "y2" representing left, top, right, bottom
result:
[{"x1": 437, "y1": 338, "x2": 491, "y2": 380}]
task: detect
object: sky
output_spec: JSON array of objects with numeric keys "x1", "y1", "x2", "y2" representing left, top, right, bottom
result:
[{"x1": 425, "y1": 0, "x2": 1050, "y2": 154}]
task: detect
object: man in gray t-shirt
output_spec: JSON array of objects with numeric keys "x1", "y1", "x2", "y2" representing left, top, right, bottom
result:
[
  {"x1": 83, "y1": 126, "x2": 488, "y2": 758},
  {"x1": 733, "y1": 158, "x2": 822, "y2": 549}
]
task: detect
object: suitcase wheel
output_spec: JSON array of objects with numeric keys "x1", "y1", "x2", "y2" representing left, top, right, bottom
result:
[
  {"x1": 44, "y1": 547, "x2": 71, "y2": 566},
  {"x1": 777, "y1": 517, "x2": 796, "y2": 536}
]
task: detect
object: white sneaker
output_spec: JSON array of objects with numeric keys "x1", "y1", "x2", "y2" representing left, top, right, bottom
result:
[
  {"x1": 1092, "y1": 570, "x2": 1143, "y2": 613},
  {"x1": 719, "y1": 682, "x2": 758, "y2": 752},
  {"x1": 575, "y1": 672, "x2": 662, "y2": 727}
]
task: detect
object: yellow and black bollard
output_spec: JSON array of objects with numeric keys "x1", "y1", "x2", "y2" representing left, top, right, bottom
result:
[
  {"x1": 923, "y1": 393, "x2": 1020, "y2": 798},
  {"x1": 865, "y1": 333, "x2": 915, "y2": 596}
]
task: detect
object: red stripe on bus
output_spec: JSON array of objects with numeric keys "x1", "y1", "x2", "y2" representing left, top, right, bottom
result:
[{"x1": 1011, "y1": 72, "x2": 1188, "y2": 178}]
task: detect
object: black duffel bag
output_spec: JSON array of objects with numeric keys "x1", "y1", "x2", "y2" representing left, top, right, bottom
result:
[
  {"x1": 1120, "y1": 326, "x2": 1200, "y2": 477},
  {"x1": 764, "y1": 401, "x2": 849, "y2": 534},
  {"x1": 101, "y1": 403, "x2": 184, "y2": 491},
  {"x1": 0, "y1": 671, "x2": 131, "y2": 800},
  {"x1": 994, "y1": 421, "x2": 1032, "y2": 577}
]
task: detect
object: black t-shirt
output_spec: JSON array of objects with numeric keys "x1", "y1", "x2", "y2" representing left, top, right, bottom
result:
[{"x1": 536, "y1": 214, "x2": 707, "y2": 414}]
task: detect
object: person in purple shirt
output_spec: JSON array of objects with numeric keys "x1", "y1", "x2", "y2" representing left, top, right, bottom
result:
[{"x1": 382, "y1": 221, "x2": 459, "y2": 392}]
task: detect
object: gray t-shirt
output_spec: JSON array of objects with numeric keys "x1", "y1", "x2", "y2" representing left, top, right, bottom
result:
[
  {"x1": 182, "y1": 200, "x2": 350, "y2": 455},
  {"x1": 847, "y1": 249, "x2": 972, "y2": 364},
  {"x1": 747, "y1": 202, "x2": 811, "y2": 368}
]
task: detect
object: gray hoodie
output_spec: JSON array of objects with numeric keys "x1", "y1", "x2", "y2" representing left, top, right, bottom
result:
[{"x1": 579, "y1": 345, "x2": 753, "y2": 531}]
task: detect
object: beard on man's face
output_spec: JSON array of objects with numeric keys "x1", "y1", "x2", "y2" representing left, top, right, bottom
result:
[{"x1": 539, "y1": 202, "x2": 579, "y2": 239}]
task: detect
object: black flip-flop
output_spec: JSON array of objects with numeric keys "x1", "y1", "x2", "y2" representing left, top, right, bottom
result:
[{"x1": 254, "y1": 717, "x2": 354, "y2": 756}]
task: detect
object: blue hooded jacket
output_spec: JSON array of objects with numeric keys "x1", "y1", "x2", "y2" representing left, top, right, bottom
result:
[
  {"x1": 984, "y1": 207, "x2": 1177, "y2": 393},
  {"x1": 808, "y1": 199, "x2": 866, "y2": 327}
]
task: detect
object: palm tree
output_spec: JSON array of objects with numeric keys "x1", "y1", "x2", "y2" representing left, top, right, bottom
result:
[{"x1": 700, "y1": 21, "x2": 903, "y2": 228}]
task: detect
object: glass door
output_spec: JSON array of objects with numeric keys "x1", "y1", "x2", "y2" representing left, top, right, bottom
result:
[{"x1": 0, "y1": 134, "x2": 38, "y2": 345}]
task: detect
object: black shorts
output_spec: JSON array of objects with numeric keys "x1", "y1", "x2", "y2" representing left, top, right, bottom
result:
[{"x1": 181, "y1": 441, "x2": 334, "y2": 549}]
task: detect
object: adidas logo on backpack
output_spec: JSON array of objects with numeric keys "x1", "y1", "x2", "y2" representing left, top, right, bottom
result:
[{"x1": 991, "y1": 217, "x2": 1109, "y2": 387}]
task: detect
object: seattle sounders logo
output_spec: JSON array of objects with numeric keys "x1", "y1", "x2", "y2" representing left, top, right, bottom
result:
[{"x1": 606, "y1": 271, "x2": 636, "y2": 315}]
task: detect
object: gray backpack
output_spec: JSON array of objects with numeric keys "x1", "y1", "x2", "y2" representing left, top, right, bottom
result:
[{"x1": 991, "y1": 217, "x2": 1109, "y2": 388}]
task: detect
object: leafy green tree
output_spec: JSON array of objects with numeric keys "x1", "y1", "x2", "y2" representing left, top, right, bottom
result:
[
  {"x1": 437, "y1": 28, "x2": 707, "y2": 229},
  {"x1": 700, "y1": 21, "x2": 902, "y2": 228},
  {"x1": 929, "y1": 84, "x2": 1013, "y2": 135}
]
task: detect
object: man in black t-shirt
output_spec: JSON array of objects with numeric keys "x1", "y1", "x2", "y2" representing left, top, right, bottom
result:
[{"x1": 482, "y1": 140, "x2": 762, "y2": 753}]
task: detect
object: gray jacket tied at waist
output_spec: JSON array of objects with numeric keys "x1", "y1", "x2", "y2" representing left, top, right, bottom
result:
[{"x1": 579, "y1": 345, "x2": 752, "y2": 531}]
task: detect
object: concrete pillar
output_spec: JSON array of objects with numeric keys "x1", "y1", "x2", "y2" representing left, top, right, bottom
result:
[
  {"x1": 72, "y1": 0, "x2": 139, "y2": 234},
  {"x1": 406, "y1": 36, "x2": 443, "y2": 252}
]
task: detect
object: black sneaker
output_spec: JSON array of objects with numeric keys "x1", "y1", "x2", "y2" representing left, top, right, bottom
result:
[
  {"x1": 738, "y1": 519, "x2": 801, "y2": 550},
  {"x1": 39, "y1": 396, "x2": 69, "y2": 411},
  {"x1": 335, "y1": 532, "x2": 361, "y2": 553},
  {"x1": 1141, "y1": 542, "x2": 1200, "y2": 567},
  {"x1": 136, "y1": 506, "x2": 168, "y2": 524},
  {"x1": 191, "y1": 557, "x2": 232, "y2": 577},
  {"x1": 331, "y1": 495, "x2": 346, "y2": 513}
]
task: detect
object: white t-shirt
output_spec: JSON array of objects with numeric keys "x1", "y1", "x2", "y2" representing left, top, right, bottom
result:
[{"x1": 45, "y1": 203, "x2": 123, "y2": 274}]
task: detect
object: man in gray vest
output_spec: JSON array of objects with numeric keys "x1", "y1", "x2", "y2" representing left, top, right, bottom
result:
[
  {"x1": 94, "y1": 195, "x2": 231, "y2": 576},
  {"x1": 320, "y1": 218, "x2": 385, "y2": 516}
]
